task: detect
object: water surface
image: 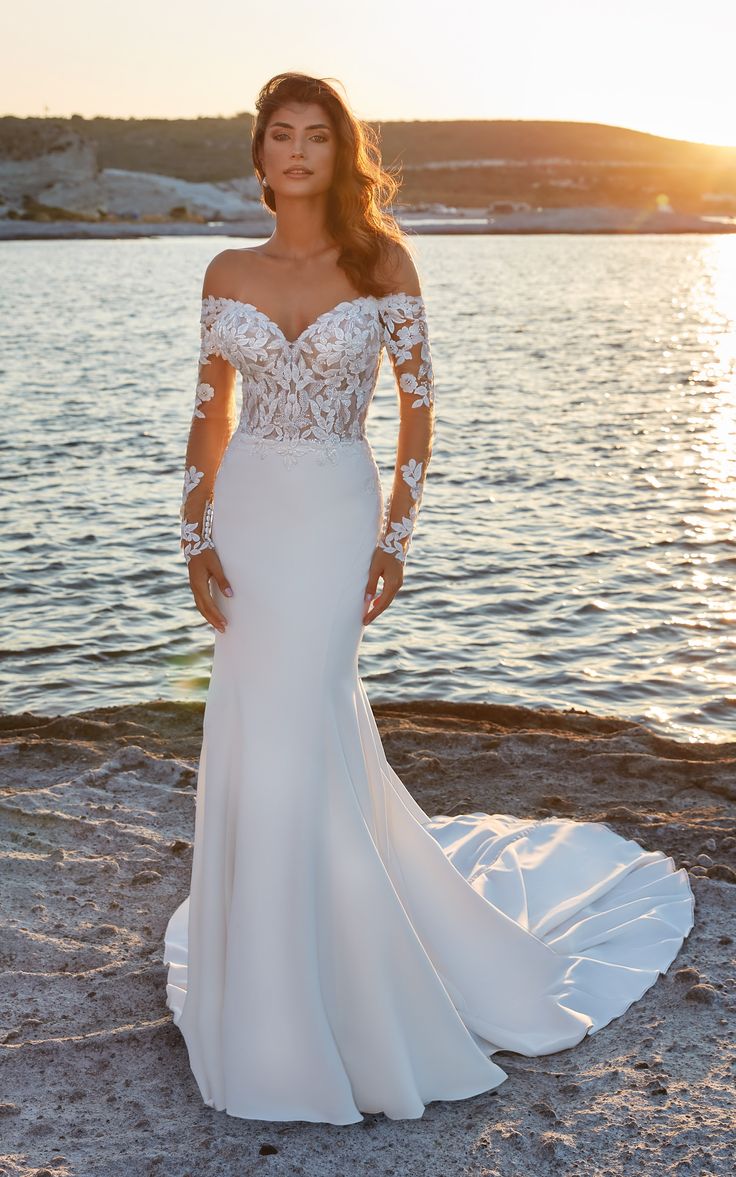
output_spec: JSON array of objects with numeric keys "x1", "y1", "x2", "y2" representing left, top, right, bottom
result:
[{"x1": 2, "y1": 233, "x2": 735, "y2": 742}]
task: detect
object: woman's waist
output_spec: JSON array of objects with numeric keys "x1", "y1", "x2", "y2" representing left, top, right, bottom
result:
[
  {"x1": 226, "y1": 424, "x2": 376, "y2": 467},
  {"x1": 218, "y1": 426, "x2": 382, "y2": 506}
]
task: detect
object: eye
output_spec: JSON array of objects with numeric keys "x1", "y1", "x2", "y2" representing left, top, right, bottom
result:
[{"x1": 271, "y1": 131, "x2": 329, "y2": 142}]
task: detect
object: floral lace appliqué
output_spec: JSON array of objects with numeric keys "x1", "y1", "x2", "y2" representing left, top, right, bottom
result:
[{"x1": 180, "y1": 291, "x2": 435, "y2": 566}]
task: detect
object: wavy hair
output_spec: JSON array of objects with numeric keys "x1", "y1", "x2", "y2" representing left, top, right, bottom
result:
[{"x1": 250, "y1": 72, "x2": 415, "y2": 298}]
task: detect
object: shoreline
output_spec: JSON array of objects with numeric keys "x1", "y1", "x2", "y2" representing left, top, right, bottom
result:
[
  {"x1": 1, "y1": 205, "x2": 735, "y2": 241},
  {"x1": 2, "y1": 697, "x2": 733, "y2": 1174}
]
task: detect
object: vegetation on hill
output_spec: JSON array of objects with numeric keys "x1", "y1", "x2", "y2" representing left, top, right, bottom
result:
[{"x1": 2, "y1": 115, "x2": 736, "y2": 214}]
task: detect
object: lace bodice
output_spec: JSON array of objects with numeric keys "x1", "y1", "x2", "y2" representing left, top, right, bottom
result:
[{"x1": 180, "y1": 290, "x2": 435, "y2": 567}]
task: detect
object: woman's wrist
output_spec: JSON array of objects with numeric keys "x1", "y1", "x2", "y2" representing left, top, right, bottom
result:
[
  {"x1": 377, "y1": 496, "x2": 418, "y2": 565},
  {"x1": 180, "y1": 496, "x2": 215, "y2": 564}
]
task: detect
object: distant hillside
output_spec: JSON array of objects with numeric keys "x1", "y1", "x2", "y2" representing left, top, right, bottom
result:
[
  {"x1": 72, "y1": 113, "x2": 254, "y2": 182},
  {"x1": 2, "y1": 115, "x2": 736, "y2": 216}
]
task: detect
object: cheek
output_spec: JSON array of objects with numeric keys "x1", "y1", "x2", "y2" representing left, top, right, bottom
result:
[{"x1": 319, "y1": 146, "x2": 338, "y2": 173}]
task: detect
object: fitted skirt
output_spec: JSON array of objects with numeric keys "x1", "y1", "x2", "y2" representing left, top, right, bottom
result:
[{"x1": 163, "y1": 431, "x2": 695, "y2": 1124}]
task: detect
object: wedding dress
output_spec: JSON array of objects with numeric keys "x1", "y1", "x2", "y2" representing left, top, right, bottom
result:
[{"x1": 163, "y1": 287, "x2": 695, "y2": 1124}]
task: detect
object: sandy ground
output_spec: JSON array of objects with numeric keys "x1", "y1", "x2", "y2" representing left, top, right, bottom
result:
[{"x1": 0, "y1": 699, "x2": 734, "y2": 1177}]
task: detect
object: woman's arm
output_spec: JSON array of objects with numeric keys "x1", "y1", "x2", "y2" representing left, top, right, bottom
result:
[
  {"x1": 180, "y1": 256, "x2": 238, "y2": 631},
  {"x1": 363, "y1": 246, "x2": 435, "y2": 623}
]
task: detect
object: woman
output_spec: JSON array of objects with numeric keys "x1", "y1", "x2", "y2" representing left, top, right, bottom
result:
[{"x1": 164, "y1": 72, "x2": 695, "y2": 1125}]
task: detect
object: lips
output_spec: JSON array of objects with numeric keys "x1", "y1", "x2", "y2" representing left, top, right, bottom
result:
[{"x1": 284, "y1": 168, "x2": 313, "y2": 175}]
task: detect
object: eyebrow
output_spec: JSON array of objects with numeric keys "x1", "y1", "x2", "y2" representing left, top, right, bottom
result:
[{"x1": 270, "y1": 121, "x2": 331, "y2": 130}]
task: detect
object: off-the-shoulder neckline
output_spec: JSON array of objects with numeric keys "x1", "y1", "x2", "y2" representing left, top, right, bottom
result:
[{"x1": 200, "y1": 291, "x2": 425, "y2": 348}]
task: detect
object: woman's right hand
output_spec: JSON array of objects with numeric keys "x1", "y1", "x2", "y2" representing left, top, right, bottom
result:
[{"x1": 188, "y1": 549, "x2": 233, "y2": 633}]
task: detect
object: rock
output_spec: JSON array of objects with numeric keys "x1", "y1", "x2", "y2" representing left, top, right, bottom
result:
[
  {"x1": 531, "y1": 1101, "x2": 558, "y2": 1120},
  {"x1": 538, "y1": 1131, "x2": 576, "y2": 1160},
  {"x1": 707, "y1": 863, "x2": 736, "y2": 883},
  {"x1": 646, "y1": 1080, "x2": 668, "y2": 1095},
  {"x1": 0, "y1": 119, "x2": 266, "y2": 222},
  {"x1": 131, "y1": 869, "x2": 162, "y2": 885},
  {"x1": 90, "y1": 168, "x2": 265, "y2": 221},
  {"x1": 685, "y1": 983, "x2": 717, "y2": 1004},
  {"x1": 539, "y1": 794, "x2": 574, "y2": 811},
  {"x1": 703, "y1": 837, "x2": 717, "y2": 852},
  {"x1": 696, "y1": 853, "x2": 714, "y2": 866},
  {"x1": 673, "y1": 966, "x2": 700, "y2": 984},
  {"x1": 602, "y1": 806, "x2": 639, "y2": 822},
  {"x1": 93, "y1": 924, "x2": 118, "y2": 938},
  {"x1": 0, "y1": 120, "x2": 97, "y2": 209}
]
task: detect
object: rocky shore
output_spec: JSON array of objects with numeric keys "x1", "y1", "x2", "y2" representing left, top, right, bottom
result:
[
  {"x1": 2, "y1": 204, "x2": 735, "y2": 240},
  {"x1": 1, "y1": 699, "x2": 733, "y2": 1176}
]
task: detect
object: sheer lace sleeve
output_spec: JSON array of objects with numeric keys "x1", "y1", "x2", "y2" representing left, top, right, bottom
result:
[
  {"x1": 376, "y1": 292, "x2": 435, "y2": 566},
  {"x1": 179, "y1": 297, "x2": 237, "y2": 564}
]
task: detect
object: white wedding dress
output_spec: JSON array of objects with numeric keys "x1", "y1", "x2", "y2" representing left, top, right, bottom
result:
[{"x1": 163, "y1": 286, "x2": 695, "y2": 1124}]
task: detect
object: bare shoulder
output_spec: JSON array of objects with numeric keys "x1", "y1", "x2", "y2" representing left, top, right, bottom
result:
[
  {"x1": 201, "y1": 247, "x2": 259, "y2": 300},
  {"x1": 377, "y1": 238, "x2": 422, "y2": 298}
]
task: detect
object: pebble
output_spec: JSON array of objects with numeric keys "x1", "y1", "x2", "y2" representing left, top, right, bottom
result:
[
  {"x1": 531, "y1": 1101, "x2": 558, "y2": 1120},
  {"x1": 685, "y1": 983, "x2": 717, "y2": 1004},
  {"x1": 645, "y1": 1079, "x2": 668, "y2": 1095},
  {"x1": 131, "y1": 869, "x2": 162, "y2": 885},
  {"x1": 707, "y1": 863, "x2": 736, "y2": 883},
  {"x1": 93, "y1": 924, "x2": 118, "y2": 938},
  {"x1": 673, "y1": 966, "x2": 700, "y2": 984}
]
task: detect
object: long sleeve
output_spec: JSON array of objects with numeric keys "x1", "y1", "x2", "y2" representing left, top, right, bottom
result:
[
  {"x1": 376, "y1": 293, "x2": 435, "y2": 566},
  {"x1": 179, "y1": 298, "x2": 237, "y2": 564}
]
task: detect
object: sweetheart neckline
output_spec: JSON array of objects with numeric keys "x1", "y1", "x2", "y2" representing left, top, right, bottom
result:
[{"x1": 201, "y1": 291, "x2": 424, "y2": 348}]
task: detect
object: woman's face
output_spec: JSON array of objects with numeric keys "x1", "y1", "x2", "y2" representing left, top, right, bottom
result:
[{"x1": 260, "y1": 101, "x2": 338, "y2": 198}]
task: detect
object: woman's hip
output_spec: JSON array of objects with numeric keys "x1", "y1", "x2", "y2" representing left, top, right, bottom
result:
[{"x1": 211, "y1": 433, "x2": 383, "y2": 606}]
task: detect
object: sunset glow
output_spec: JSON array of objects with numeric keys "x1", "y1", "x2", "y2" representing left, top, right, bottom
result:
[{"x1": 2, "y1": 0, "x2": 736, "y2": 147}]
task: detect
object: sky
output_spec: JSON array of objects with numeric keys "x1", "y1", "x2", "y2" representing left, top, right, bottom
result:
[{"x1": 3, "y1": 0, "x2": 736, "y2": 147}]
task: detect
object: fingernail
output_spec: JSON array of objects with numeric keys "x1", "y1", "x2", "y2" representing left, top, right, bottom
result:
[{"x1": 224, "y1": 588, "x2": 233, "y2": 597}]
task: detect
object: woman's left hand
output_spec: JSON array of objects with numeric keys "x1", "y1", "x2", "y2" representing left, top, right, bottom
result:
[{"x1": 363, "y1": 547, "x2": 404, "y2": 624}]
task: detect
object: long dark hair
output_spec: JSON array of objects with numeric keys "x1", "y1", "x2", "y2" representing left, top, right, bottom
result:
[{"x1": 251, "y1": 72, "x2": 414, "y2": 297}]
